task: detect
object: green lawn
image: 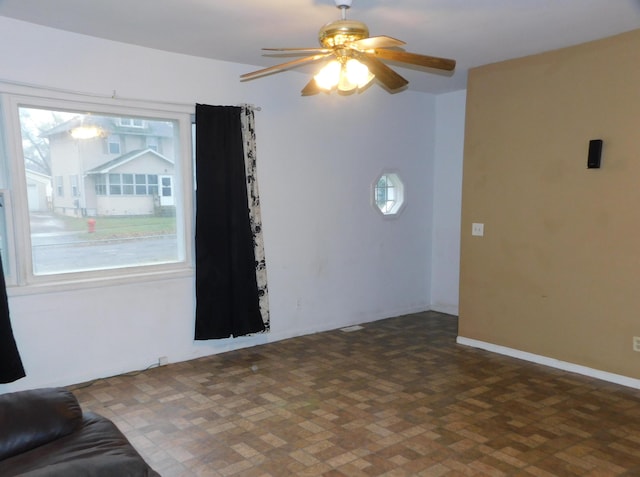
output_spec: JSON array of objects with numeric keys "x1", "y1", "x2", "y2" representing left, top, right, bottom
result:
[{"x1": 60, "y1": 215, "x2": 176, "y2": 240}]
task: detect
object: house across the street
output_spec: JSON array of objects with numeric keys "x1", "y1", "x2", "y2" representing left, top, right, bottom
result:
[{"x1": 39, "y1": 114, "x2": 176, "y2": 217}]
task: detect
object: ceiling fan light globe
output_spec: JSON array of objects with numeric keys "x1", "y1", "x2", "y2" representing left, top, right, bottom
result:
[
  {"x1": 314, "y1": 60, "x2": 341, "y2": 90},
  {"x1": 338, "y1": 73, "x2": 357, "y2": 92},
  {"x1": 345, "y1": 58, "x2": 373, "y2": 88}
]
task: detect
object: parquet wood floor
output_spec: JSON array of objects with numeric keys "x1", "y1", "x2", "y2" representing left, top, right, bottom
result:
[{"x1": 71, "y1": 311, "x2": 640, "y2": 476}]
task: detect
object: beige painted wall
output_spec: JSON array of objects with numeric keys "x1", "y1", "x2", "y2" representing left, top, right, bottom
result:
[{"x1": 459, "y1": 29, "x2": 640, "y2": 380}]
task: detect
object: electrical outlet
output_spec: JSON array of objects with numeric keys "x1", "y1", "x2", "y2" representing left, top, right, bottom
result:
[
  {"x1": 633, "y1": 337, "x2": 640, "y2": 352},
  {"x1": 158, "y1": 356, "x2": 169, "y2": 366}
]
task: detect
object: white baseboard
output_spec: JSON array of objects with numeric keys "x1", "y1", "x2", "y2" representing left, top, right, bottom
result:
[{"x1": 456, "y1": 336, "x2": 640, "y2": 390}]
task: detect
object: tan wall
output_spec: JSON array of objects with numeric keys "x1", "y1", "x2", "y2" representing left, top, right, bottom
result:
[{"x1": 459, "y1": 29, "x2": 640, "y2": 379}]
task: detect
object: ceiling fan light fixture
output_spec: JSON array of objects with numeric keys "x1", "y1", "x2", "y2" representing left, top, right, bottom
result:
[
  {"x1": 345, "y1": 58, "x2": 374, "y2": 88},
  {"x1": 314, "y1": 60, "x2": 341, "y2": 90},
  {"x1": 318, "y1": 19, "x2": 369, "y2": 48},
  {"x1": 240, "y1": 0, "x2": 456, "y2": 95},
  {"x1": 314, "y1": 58, "x2": 374, "y2": 92}
]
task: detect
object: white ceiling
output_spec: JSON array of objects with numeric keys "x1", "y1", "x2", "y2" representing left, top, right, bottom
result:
[{"x1": 1, "y1": 0, "x2": 639, "y2": 94}]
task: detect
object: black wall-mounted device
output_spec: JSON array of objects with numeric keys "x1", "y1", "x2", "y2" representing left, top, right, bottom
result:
[{"x1": 587, "y1": 139, "x2": 603, "y2": 169}]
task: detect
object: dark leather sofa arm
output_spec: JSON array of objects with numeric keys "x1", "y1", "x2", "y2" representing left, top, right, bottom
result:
[{"x1": 0, "y1": 388, "x2": 83, "y2": 461}]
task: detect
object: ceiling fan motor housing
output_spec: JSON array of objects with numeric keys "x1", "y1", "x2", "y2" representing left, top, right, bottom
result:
[{"x1": 318, "y1": 19, "x2": 369, "y2": 48}]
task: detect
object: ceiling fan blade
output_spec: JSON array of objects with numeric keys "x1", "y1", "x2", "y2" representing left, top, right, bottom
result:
[
  {"x1": 263, "y1": 47, "x2": 332, "y2": 53},
  {"x1": 359, "y1": 54, "x2": 408, "y2": 91},
  {"x1": 301, "y1": 78, "x2": 321, "y2": 96},
  {"x1": 240, "y1": 53, "x2": 333, "y2": 80},
  {"x1": 372, "y1": 49, "x2": 456, "y2": 71},
  {"x1": 350, "y1": 35, "x2": 406, "y2": 50}
]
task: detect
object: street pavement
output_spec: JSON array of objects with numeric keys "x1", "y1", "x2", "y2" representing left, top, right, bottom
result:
[{"x1": 29, "y1": 212, "x2": 180, "y2": 274}]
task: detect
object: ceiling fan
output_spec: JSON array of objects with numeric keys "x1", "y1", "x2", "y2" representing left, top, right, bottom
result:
[{"x1": 240, "y1": 0, "x2": 456, "y2": 95}]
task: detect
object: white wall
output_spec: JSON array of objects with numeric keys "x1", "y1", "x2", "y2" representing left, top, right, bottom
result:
[
  {"x1": 430, "y1": 90, "x2": 466, "y2": 315},
  {"x1": 0, "y1": 17, "x2": 452, "y2": 393}
]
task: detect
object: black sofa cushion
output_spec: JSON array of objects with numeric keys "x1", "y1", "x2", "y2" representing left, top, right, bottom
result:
[
  {"x1": 0, "y1": 412, "x2": 160, "y2": 476},
  {"x1": 0, "y1": 388, "x2": 82, "y2": 461},
  {"x1": 0, "y1": 388, "x2": 159, "y2": 477}
]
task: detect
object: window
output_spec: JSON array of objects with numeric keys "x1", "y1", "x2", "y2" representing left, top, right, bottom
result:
[
  {"x1": 108, "y1": 173, "x2": 122, "y2": 195},
  {"x1": 96, "y1": 173, "x2": 160, "y2": 196},
  {"x1": 0, "y1": 85, "x2": 193, "y2": 285},
  {"x1": 94, "y1": 175, "x2": 106, "y2": 195},
  {"x1": 107, "y1": 135, "x2": 121, "y2": 154},
  {"x1": 70, "y1": 175, "x2": 80, "y2": 197},
  {"x1": 373, "y1": 172, "x2": 405, "y2": 216},
  {"x1": 146, "y1": 136, "x2": 159, "y2": 152},
  {"x1": 162, "y1": 177, "x2": 172, "y2": 197},
  {"x1": 148, "y1": 175, "x2": 159, "y2": 196},
  {"x1": 122, "y1": 173, "x2": 134, "y2": 195},
  {"x1": 135, "y1": 174, "x2": 147, "y2": 195},
  {"x1": 119, "y1": 118, "x2": 145, "y2": 128},
  {"x1": 55, "y1": 176, "x2": 64, "y2": 197},
  {"x1": 134, "y1": 174, "x2": 158, "y2": 195}
]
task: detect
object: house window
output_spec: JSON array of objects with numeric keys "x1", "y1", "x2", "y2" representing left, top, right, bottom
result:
[
  {"x1": 3, "y1": 92, "x2": 192, "y2": 284},
  {"x1": 122, "y1": 173, "x2": 134, "y2": 195},
  {"x1": 96, "y1": 173, "x2": 161, "y2": 196},
  {"x1": 119, "y1": 118, "x2": 145, "y2": 128},
  {"x1": 107, "y1": 135, "x2": 121, "y2": 154},
  {"x1": 70, "y1": 175, "x2": 80, "y2": 197},
  {"x1": 373, "y1": 172, "x2": 405, "y2": 216},
  {"x1": 146, "y1": 136, "x2": 159, "y2": 152},
  {"x1": 135, "y1": 174, "x2": 147, "y2": 195},
  {"x1": 94, "y1": 175, "x2": 106, "y2": 195},
  {"x1": 133, "y1": 174, "x2": 159, "y2": 195},
  {"x1": 55, "y1": 176, "x2": 64, "y2": 197},
  {"x1": 108, "y1": 173, "x2": 122, "y2": 195},
  {"x1": 148, "y1": 175, "x2": 158, "y2": 195}
]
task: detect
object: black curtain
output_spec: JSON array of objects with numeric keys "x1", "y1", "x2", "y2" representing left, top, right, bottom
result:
[
  {"x1": 194, "y1": 104, "x2": 265, "y2": 339},
  {"x1": 0, "y1": 254, "x2": 25, "y2": 383}
]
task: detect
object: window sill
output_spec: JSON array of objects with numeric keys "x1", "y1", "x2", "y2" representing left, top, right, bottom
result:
[{"x1": 6, "y1": 266, "x2": 194, "y2": 297}]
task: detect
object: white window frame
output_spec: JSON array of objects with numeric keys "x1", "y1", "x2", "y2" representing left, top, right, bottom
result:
[
  {"x1": 119, "y1": 118, "x2": 145, "y2": 128},
  {"x1": 0, "y1": 190, "x2": 17, "y2": 284},
  {"x1": 372, "y1": 170, "x2": 406, "y2": 218},
  {"x1": 70, "y1": 174, "x2": 80, "y2": 197},
  {"x1": 146, "y1": 136, "x2": 159, "y2": 152},
  {"x1": 0, "y1": 82, "x2": 194, "y2": 290},
  {"x1": 55, "y1": 175, "x2": 64, "y2": 197},
  {"x1": 107, "y1": 134, "x2": 121, "y2": 154}
]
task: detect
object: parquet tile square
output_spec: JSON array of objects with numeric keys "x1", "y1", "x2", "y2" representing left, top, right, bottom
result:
[{"x1": 70, "y1": 312, "x2": 640, "y2": 476}]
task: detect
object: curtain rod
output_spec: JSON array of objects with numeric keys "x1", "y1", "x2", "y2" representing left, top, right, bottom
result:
[{"x1": 0, "y1": 79, "x2": 262, "y2": 112}]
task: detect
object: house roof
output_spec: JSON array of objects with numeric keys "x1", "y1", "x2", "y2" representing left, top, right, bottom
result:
[
  {"x1": 86, "y1": 148, "x2": 174, "y2": 175},
  {"x1": 25, "y1": 169, "x2": 51, "y2": 181},
  {"x1": 41, "y1": 115, "x2": 174, "y2": 139}
]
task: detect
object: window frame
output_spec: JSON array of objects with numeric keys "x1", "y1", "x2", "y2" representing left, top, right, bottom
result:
[
  {"x1": 107, "y1": 134, "x2": 121, "y2": 154},
  {"x1": 372, "y1": 170, "x2": 406, "y2": 218},
  {"x1": 55, "y1": 175, "x2": 64, "y2": 197},
  {"x1": 0, "y1": 83, "x2": 194, "y2": 290},
  {"x1": 70, "y1": 174, "x2": 80, "y2": 197}
]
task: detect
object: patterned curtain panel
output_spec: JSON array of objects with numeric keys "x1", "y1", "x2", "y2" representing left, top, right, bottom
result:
[
  {"x1": 240, "y1": 106, "x2": 270, "y2": 331},
  {"x1": 194, "y1": 104, "x2": 269, "y2": 339},
  {"x1": 0, "y1": 254, "x2": 25, "y2": 383}
]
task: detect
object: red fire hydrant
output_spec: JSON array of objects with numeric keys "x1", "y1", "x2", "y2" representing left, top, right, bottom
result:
[{"x1": 87, "y1": 218, "x2": 96, "y2": 233}]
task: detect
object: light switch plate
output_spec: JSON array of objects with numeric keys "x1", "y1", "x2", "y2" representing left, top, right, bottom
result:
[{"x1": 471, "y1": 223, "x2": 484, "y2": 237}]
